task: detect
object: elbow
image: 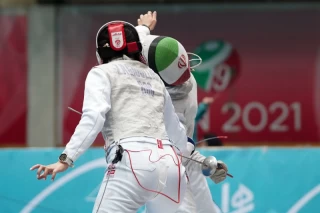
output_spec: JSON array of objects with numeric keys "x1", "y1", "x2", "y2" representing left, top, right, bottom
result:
[{"x1": 82, "y1": 109, "x2": 106, "y2": 132}]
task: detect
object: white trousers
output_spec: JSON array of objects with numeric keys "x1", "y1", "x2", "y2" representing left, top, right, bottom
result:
[
  {"x1": 92, "y1": 139, "x2": 187, "y2": 213},
  {"x1": 176, "y1": 151, "x2": 217, "y2": 213},
  {"x1": 175, "y1": 183, "x2": 197, "y2": 213}
]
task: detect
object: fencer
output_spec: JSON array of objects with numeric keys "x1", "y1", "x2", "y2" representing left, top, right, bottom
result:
[
  {"x1": 30, "y1": 20, "x2": 194, "y2": 213},
  {"x1": 137, "y1": 11, "x2": 229, "y2": 213}
]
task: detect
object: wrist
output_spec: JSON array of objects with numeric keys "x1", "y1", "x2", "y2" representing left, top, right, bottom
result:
[
  {"x1": 58, "y1": 161, "x2": 69, "y2": 167},
  {"x1": 59, "y1": 153, "x2": 74, "y2": 168},
  {"x1": 141, "y1": 24, "x2": 151, "y2": 31}
]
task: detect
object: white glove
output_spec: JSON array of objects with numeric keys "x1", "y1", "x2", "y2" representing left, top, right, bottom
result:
[{"x1": 210, "y1": 160, "x2": 228, "y2": 184}]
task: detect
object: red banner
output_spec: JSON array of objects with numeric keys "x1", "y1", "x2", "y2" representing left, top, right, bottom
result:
[
  {"x1": 0, "y1": 15, "x2": 27, "y2": 146},
  {"x1": 59, "y1": 8, "x2": 320, "y2": 145}
]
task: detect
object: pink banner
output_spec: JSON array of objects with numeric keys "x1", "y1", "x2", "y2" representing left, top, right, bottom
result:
[
  {"x1": 0, "y1": 15, "x2": 27, "y2": 146},
  {"x1": 60, "y1": 8, "x2": 320, "y2": 145}
]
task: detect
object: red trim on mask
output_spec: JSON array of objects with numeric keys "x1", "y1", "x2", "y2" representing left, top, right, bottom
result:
[
  {"x1": 171, "y1": 67, "x2": 191, "y2": 86},
  {"x1": 127, "y1": 42, "x2": 139, "y2": 53}
]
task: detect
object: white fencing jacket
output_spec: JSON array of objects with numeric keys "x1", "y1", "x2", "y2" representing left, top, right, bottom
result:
[
  {"x1": 63, "y1": 59, "x2": 187, "y2": 162},
  {"x1": 137, "y1": 26, "x2": 217, "y2": 213}
]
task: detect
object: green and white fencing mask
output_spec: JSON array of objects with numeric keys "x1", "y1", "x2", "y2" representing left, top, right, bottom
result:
[{"x1": 141, "y1": 35, "x2": 191, "y2": 86}]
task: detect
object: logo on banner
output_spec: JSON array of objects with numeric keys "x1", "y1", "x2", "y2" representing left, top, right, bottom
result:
[
  {"x1": 191, "y1": 40, "x2": 241, "y2": 140},
  {"x1": 191, "y1": 40, "x2": 240, "y2": 94},
  {"x1": 221, "y1": 183, "x2": 255, "y2": 213}
]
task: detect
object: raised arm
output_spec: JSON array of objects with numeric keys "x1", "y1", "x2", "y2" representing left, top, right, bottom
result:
[{"x1": 136, "y1": 11, "x2": 157, "y2": 43}]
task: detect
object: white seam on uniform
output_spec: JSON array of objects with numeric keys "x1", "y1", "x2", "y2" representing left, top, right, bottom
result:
[{"x1": 96, "y1": 175, "x2": 111, "y2": 213}]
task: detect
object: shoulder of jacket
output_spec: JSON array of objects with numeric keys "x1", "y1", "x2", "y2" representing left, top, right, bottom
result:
[
  {"x1": 92, "y1": 63, "x2": 118, "y2": 72},
  {"x1": 190, "y1": 73, "x2": 197, "y2": 85}
]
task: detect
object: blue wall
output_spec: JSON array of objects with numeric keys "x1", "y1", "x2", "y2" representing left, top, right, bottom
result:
[{"x1": 1, "y1": 148, "x2": 319, "y2": 213}]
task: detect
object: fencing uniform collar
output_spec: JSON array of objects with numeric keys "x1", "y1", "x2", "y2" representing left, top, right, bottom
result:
[{"x1": 166, "y1": 77, "x2": 193, "y2": 100}]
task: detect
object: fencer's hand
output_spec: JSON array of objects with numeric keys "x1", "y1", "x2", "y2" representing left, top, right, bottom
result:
[
  {"x1": 30, "y1": 161, "x2": 69, "y2": 181},
  {"x1": 137, "y1": 11, "x2": 157, "y2": 30},
  {"x1": 210, "y1": 160, "x2": 228, "y2": 184}
]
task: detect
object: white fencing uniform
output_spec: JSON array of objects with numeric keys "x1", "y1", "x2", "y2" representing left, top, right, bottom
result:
[
  {"x1": 62, "y1": 59, "x2": 188, "y2": 213},
  {"x1": 168, "y1": 75, "x2": 217, "y2": 213},
  {"x1": 136, "y1": 26, "x2": 218, "y2": 213}
]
